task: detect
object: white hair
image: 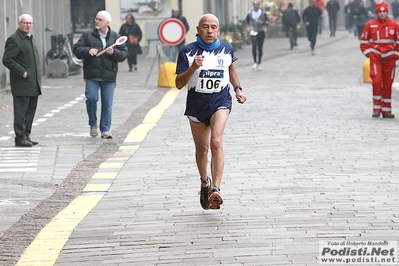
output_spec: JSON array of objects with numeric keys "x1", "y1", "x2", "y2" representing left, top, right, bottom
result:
[
  {"x1": 19, "y1": 14, "x2": 33, "y2": 22},
  {"x1": 97, "y1": 10, "x2": 111, "y2": 23}
]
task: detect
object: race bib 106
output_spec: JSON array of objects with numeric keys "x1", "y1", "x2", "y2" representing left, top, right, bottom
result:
[{"x1": 195, "y1": 69, "x2": 224, "y2": 93}]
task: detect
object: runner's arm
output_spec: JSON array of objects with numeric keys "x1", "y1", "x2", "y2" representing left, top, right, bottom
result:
[
  {"x1": 175, "y1": 55, "x2": 203, "y2": 89},
  {"x1": 229, "y1": 63, "x2": 246, "y2": 104}
]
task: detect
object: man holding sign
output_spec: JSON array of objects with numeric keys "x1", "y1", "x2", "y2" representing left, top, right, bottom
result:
[
  {"x1": 170, "y1": 7, "x2": 189, "y2": 62},
  {"x1": 73, "y1": 10, "x2": 128, "y2": 139},
  {"x1": 175, "y1": 14, "x2": 247, "y2": 210}
]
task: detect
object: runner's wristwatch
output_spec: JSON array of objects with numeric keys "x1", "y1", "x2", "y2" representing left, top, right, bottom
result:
[{"x1": 234, "y1": 86, "x2": 242, "y2": 92}]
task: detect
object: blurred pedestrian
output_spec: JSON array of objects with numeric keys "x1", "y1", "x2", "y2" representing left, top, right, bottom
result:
[
  {"x1": 175, "y1": 14, "x2": 247, "y2": 210},
  {"x1": 368, "y1": 0, "x2": 377, "y2": 18},
  {"x1": 282, "y1": 3, "x2": 301, "y2": 49},
  {"x1": 353, "y1": 1, "x2": 368, "y2": 40},
  {"x1": 170, "y1": 7, "x2": 190, "y2": 62},
  {"x1": 391, "y1": 0, "x2": 399, "y2": 23},
  {"x1": 119, "y1": 13, "x2": 142, "y2": 72},
  {"x1": 326, "y1": 0, "x2": 340, "y2": 37},
  {"x1": 360, "y1": 2, "x2": 399, "y2": 118},
  {"x1": 2, "y1": 14, "x2": 41, "y2": 147},
  {"x1": 73, "y1": 10, "x2": 128, "y2": 139},
  {"x1": 303, "y1": 0, "x2": 322, "y2": 55},
  {"x1": 350, "y1": 0, "x2": 362, "y2": 36},
  {"x1": 246, "y1": 0, "x2": 269, "y2": 71},
  {"x1": 314, "y1": 0, "x2": 325, "y2": 34},
  {"x1": 344, "y1": 0, "x2": 354, "y2": 33}
]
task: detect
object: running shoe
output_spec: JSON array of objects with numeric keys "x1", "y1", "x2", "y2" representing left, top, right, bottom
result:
[
  {"x1": 101, "y1": 131, "x2": 113, "y2": 139},
  {"x1": 199, "y1": 177, "x2": 211, "y2": 209},
  {"x1": 208, "y1": 187, "x2": 223, "y2": 209},
  {"x1": 90, "y1": 124, "x2": 98, "y2": 137}
]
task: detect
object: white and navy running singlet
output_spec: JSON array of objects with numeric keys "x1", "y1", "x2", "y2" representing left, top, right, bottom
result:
[{"x1": 176, "y1": 41, "x2": 238, "y2": 125}]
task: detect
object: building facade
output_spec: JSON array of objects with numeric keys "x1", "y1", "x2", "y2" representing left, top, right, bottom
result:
[{"x1": 1, "y1": 0, "x2": 356, "y2": 88}]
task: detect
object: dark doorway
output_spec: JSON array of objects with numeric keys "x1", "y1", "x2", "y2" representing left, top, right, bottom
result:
[{"x1": 71, "y1": 0, "x2": 106, "y2": 33}]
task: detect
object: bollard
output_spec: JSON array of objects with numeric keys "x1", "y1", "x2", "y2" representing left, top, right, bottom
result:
[
  {"x1": 47, "y1": 59, "x2": 69, "y2": 78},
  {"x1": 158, "y1": 62, "x2": 177, "y2": 88},
  {"x1": 363, "y1": 58, "x2": 372, "y2": 83}
]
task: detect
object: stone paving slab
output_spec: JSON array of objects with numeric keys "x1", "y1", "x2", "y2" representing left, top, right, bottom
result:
[
  {"x1": 1, "y1": 30, "x2": 399, "y2": 265},
  {"x1": 0, "y1": 50, "x2": 170, "y2": 265},
  {"x1": 52, "y1": 32, "x2": 399, "y2": 265}
]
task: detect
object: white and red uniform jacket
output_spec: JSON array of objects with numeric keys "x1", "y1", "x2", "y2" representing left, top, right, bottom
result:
[
  {"x1": 360, "y1": 17, "x2": 399, "y2": 60},
  {"x1": 360, "y1": 16, "x2": 399, "y2": 115}
]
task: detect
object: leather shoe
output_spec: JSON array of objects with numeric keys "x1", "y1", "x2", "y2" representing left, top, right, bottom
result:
[
  {"x1": 15, "y1": 140, "x2": 33, "y2": 147},
  {"x1": 29, "y1": 140, "x2": 39, "y2": 145},
  {"x1": 382, "y1": 113, "x2": 395, "y2": 118},
  {"x1": 372, "y1": 112, "x2": 380, "y2": 118}
]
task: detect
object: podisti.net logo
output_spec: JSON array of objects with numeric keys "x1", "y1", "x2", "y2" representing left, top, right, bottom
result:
[{"x1": 319, "y1": 240, "x2": 397, "y2": 264}]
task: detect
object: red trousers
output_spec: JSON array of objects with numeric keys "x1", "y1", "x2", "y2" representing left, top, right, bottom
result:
[{"x1": 369, "y1": 56, "x2": 396, "y2": 114}]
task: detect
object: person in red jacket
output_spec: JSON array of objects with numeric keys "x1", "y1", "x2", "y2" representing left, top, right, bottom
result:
[
  {"x1": 360, "y1": 2, "x2": 399, "y2": 118},
  {"x1": 314, "y1": 0, "x2": 325, "y2": 34}
]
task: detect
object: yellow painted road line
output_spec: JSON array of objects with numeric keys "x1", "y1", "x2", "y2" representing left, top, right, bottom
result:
[
  {"x1": 92, "y1": 172, "x2": 118, "y2": 179},
  {"x1": 82, "y1": 184, "x2": 112, "y2": 192},
  {"x1": 124, "y1": 88, "x2": 180, "y2": 143},
  {"x1": 124, "y1": 123, "x2": 156, "y2": 143},
  {"x1": 99, "y1": 162, "x2": 124, "y2": 169},
  {"x1": 16, "y1": 195, "x2": 104, "y2": 266},
  {"x1": 143, "y1": 88, "x2": 179, "y2": 124},
  {"x1": 118, "y1": 145, "x2": 140, "y2": 151},
  {"x1": 16, "y1": 87, "x2": 180, "y2": 265}
]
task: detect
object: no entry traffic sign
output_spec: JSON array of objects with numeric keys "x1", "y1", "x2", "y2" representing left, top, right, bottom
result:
[{"x1": 158, "y1": 18, "x2": 186, "y2": 46}]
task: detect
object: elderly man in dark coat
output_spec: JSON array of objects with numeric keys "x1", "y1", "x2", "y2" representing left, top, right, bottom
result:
[{"x1": 2, "y1": 14, "x2": 41, "y2": 147}]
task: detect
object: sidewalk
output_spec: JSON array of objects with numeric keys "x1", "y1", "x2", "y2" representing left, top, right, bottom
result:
[{"x1": 2, "y1": 31, "x2": 399, "y2": 266}]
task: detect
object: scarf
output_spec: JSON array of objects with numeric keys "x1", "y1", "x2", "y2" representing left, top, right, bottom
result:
[{"x1": 197, "y1": 35, "x2": 220, "y2": 51}]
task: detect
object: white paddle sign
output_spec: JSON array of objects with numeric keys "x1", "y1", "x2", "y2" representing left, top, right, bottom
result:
[{"x1": 96, "y1": 36, "x2": 128, "y2": 57}]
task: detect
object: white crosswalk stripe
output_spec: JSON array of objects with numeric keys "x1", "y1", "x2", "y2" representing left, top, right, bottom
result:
[{"x1": 0, "y1": 147, "x2": 40, "y2": 172}]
